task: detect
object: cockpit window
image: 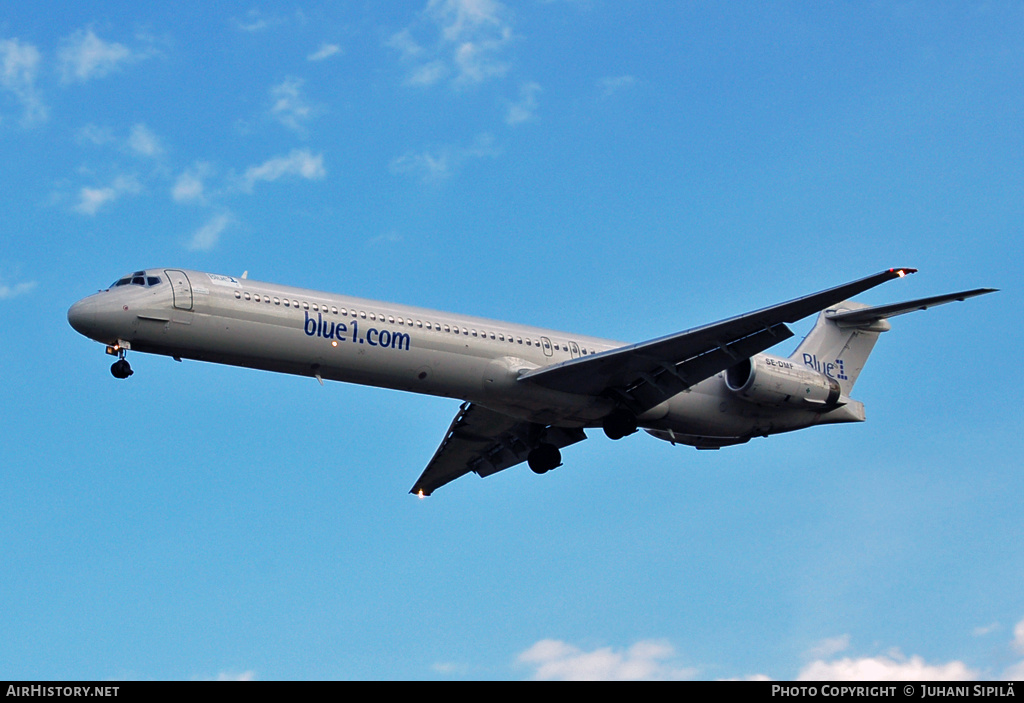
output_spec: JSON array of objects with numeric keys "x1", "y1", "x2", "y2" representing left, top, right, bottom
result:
[{"x1": 110, "y1": 272, "x2": 163, "y2": 289}]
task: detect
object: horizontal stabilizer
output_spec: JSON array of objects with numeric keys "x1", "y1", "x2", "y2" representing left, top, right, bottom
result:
[{"x1": 826, "y1": 288, "x2": 997, "y2": 326}]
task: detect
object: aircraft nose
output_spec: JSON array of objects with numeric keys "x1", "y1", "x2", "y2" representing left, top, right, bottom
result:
[{"x1": 67, "y1": 297, "x2": 98, "y2": 339}]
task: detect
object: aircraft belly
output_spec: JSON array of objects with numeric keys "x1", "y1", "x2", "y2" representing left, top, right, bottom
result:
[{"x1": 653, "y1": 381, "x2": 822, "y2": 439}]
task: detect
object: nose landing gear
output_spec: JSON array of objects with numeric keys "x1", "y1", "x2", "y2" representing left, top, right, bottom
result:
[
  {"x1": 111, "y1": 358, "x2": 133, "y2": 379},
  {"x1": 106, "y1": 343, "x2": 133, "y2": 379}
]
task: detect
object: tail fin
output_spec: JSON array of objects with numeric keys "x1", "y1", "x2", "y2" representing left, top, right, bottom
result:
[
  {"x1": 790, "y1": 302, "x2": 887, "y2": 395},
  {"x1": 790, "y1": 288, "x2": 996, "y2": 395}
]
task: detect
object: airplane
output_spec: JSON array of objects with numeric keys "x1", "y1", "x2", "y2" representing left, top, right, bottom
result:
[{"x1": 68, "y1": 267, "x2": 994, "y2": 495}]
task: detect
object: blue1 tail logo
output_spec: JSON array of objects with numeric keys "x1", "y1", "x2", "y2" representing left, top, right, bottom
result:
[{"x1": 802, "y1": 354, "x2": 848, "y2": 381}]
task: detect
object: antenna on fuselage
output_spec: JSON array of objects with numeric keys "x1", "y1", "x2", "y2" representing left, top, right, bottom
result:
[{"x1": 241, "y1": 271, "x2": 248, "y2": 279}]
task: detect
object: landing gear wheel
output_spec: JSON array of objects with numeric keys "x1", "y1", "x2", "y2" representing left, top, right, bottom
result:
[
  {"x1": 602, "y1": 408, "x2": 637, "y2": 440},
  {"x1": 110, "y1": 358, "x2": 133, "y2": 379},
  {"x1": 528, "y1": 443, "x2": 561, "y2": 474}
]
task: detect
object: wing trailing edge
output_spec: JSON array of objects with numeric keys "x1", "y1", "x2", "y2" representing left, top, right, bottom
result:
[{"x1": 517, "y1": 268, "x2": 919, "y2": 415}]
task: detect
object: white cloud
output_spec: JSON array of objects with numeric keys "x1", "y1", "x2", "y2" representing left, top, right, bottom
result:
[
  {"x1": 973, "y1": 622, "x2": 1000, "y2": 637},
  {"x1": 506, "y1": 81, "x2": 540, "y2": 125},
  {"x1": 58, "y1": 29, "x2": 146, "y2": 83},
  {"x1": 428, "y1": 0, "x2": 508, "y2": 43},
  {"x1": 240, "y1": 149, "x2": 326, "y2": 192},
  {"x1": 77, "y1": 123, "x2": 115, "y2": 146},
  {"x1": 804, "y1": 634, "x2": 851, "y2": 660},
  {"x1": 797, "y1": 652, "x2": 976, "y2": 681},
  {"x1": 74, "y1": 175, "x2": 141, "y2": 215},
  {"x1": 0, "y1": 37, "x2": 46, "y2": 125},
  {"x1": 406, "y1": 60, "x2": 449, "y2": 87},
  {"x1": 388, "y1": 0, "x2": 514, "y2": 87},
  {"x1": 431, "y1": 661, "x2": 469, "y2": 675},
  {"x1": 269, "y1": 77, "x2": 315, "y2": 133},
  {"x1": 127, "y1": 123, "x2": 163, "y2": 158},
  {"x1": 386, "y1": 29, "x2": 423, "y2": 60},
  {"x1": 997, "y1": 617, "x2": 1024, "y2": 680},
  {"x1": 0, "y1": 279, "x2": 37, "y2": 300},
  {"x1": 187, "y1": 212, "x2": 232, "y2": 251},
  {"x1": 366, "y1": 230, "x2": 404, "y2": 247},
  {"x1": 172, "y1": 163, "x2": 212, "y2": 204},
  {"x1": 232, "y1": 9, "x2": 287, "y2": 33},
  {"x1": 598, "y1": 74, "x2": 636, "y2": 98},
  {"x1": 215, "y1": 670, "x2": 255, "y2": 681},
  {"x1": 390, "y1": 133, "x2": 498, "y2": 183},
  {"x1": 1004, "y1": 660, "x2": 1024, "y2": 681},
  {"x1": 308, "y1": 43, "x2": 341, "y2": 61},
  {"x1": 517, "y1": 639, "x2": 697, "y2": 681}
]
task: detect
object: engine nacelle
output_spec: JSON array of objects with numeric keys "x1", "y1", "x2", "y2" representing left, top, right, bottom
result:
[{"x1": 724, "y1": 355, "x2": 841, "y2": 410}]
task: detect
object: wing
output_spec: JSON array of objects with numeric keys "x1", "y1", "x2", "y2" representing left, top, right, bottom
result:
[
  {"x1": 410, "y1": 402, "x2": 587, "y2": 496},
  {"x1": 517, "y1": 268, "x2": 919, "y2": 415}
]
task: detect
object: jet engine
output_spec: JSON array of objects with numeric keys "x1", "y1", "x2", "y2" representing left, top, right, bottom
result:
[{"x1": 724, "y1": 356, "x2": 841, "y2": 410}]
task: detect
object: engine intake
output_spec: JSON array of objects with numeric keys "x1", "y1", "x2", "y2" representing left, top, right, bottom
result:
[{"x1": 725, "y1": 355, "x2": 841, "y2": 410}]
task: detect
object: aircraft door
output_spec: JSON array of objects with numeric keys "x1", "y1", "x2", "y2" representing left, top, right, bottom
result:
[
  {"x1": 540, "y1": 336, "x2": 554, "y2": 357},
  {"x1": 165, "y1": 269, "x2": 193, "y2": 311}
]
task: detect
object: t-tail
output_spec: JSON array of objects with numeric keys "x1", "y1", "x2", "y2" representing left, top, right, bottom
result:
[{"x1": 791, "y1": 287, "x2": 998, "y2": 397}]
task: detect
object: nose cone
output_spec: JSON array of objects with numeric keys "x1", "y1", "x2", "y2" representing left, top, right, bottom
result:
[{"x1": 68, "y1": 297, "x2": 98, "y2": 339}]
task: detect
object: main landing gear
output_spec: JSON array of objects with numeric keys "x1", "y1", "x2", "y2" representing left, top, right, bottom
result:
[
  {"x1": 107, "y1": 345, "x2": 133, "y2": 379},
  {"x1": 527, "y1": 443, "x2": 561, "y2": 474},
  {"x1": 602, "y1": 408, "x2": 637, "y2": 440}
]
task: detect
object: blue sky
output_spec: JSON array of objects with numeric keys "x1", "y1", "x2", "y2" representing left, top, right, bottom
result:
[{"x1": 1, "y1": 1, "x2": 1021, "y2": 681}]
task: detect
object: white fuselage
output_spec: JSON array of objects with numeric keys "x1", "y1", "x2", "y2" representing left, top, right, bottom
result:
[{"x1": 68, "y1": 268, "x2": 852, "y2": 448}]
